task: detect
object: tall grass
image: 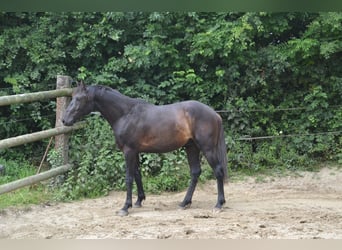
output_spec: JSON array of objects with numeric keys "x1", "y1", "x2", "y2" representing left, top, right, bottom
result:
[{"x1": 0, "y1": 158, "x2": 53, "y2": 210}]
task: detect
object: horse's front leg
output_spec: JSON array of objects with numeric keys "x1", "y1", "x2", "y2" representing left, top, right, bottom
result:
[
  {"x1": 134, "y1": 160, "x2": 146, "y2": 208},
  {"x1": 117, "y1": 149, "x2": 138, "y2": 216}
]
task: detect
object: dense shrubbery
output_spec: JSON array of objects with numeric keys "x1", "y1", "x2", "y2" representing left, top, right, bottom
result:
[{"x1": 1, "y1": 12, "x2": 341, "y2": 199}]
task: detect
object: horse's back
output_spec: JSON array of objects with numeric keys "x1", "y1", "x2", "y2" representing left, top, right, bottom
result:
[{"x1": 179, "y1": 100, "x2": 222, "y2": 123}]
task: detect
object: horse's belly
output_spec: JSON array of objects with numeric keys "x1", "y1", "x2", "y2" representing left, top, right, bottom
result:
[
  {"x1": 131, "y1": 105, "x2": 193, "y2": 153},
  {"x1": 139, "y1": 126, "x2": 191, "y2": 153},
  {"x1": 140, "y1": 141, "x2": 187, "y2": 153}
]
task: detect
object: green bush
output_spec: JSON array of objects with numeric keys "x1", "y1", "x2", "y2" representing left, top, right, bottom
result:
[
  {"x1": 228, "y1": 137, "x2": 317, "y2": 174},
  {"x1": 52, "y1": 116, "x2": 124, "y2": 200},
  {"x1": 141, "y1": 150, "x2": 190, "y2": 193}
]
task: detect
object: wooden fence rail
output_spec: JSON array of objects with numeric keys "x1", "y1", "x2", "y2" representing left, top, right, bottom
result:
[
  {"x1": 0, "y1": 88, "x2": 73, "y2": 106},
  {"x1": 0, "y1": 164, "x2": 73, "y2": 195},
  {"x1": 0, "y1": 121, "x2": 85, "y2": 150},
  {"x1": 0, "y1": 75, "x2": 82, "y2": 195}
]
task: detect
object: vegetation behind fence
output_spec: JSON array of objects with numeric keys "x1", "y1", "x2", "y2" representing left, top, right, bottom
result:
[{"x1": 0, "y1": 76, "x2": 85, "y2": 195}]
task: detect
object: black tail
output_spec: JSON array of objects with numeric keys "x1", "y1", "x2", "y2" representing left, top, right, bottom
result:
[{"x1": 217, "y1": 120, "x2": 228, "y2": 182}]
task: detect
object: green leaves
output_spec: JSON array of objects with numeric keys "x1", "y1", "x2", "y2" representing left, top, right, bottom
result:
[
  {"x1": 58, "y1": 116, "x2": 125, "y2": 200},
  {"x1": 320, "y1": 40, "x2": 342, "y2": 59}
]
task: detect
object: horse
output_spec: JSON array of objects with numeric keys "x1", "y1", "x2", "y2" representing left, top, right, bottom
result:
[{"x1": 62, "y1": 81, "x2": 228, "y2": 216}]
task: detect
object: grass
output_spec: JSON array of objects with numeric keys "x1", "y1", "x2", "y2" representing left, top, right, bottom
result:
[
  {"x1": 0, "y1": 185, "x2": 53, "y2": 210},
  {"x1": 0, "y1": 158, "x2": 55, "y2": 211}
]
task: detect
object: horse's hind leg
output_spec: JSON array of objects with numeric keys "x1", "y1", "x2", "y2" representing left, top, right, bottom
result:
[
  {"x1": 180, "y1": 141, "x2": 201, "y2": 209},
  {"x1": 134, "y1": 158, "x2": 146, "y2": 208},
  {"x1": 203, "y1": 149, "x2": 226, "y2": 210}
]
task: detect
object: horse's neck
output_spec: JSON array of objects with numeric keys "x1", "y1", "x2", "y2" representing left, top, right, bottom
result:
[{"x1": 92, "y1": 87, "x2": 137, "y2": 125}]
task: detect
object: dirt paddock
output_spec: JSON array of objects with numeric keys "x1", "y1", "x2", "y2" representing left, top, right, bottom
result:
[{"x1": 0, "y1": 167, "x2": 341, "y2": 239}]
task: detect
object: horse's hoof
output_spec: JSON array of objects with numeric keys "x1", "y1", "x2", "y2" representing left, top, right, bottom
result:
[
  {"x1": 117, "y1": 209, "x2": 129, "y2": 216},
  {"x1": 133, "y1": 203, "x2": 142, "y2": 208},
  {"x1": 212, "y1": 207, "x2": 223, "y2": 214},
  {"x1": 178, "y1": 203, "x2": 191, "y2": 210}
]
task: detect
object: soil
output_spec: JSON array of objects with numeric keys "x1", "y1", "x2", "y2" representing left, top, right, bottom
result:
[{"x1": 0, "y1": 167, "x2": 341, "y2": 239}]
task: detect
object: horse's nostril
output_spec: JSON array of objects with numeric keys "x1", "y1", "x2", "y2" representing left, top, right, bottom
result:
[{"x1": 62, "y1": 119, "x2": 65, "y2": 124}]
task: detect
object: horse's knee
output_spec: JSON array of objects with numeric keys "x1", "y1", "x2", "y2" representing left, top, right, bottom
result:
[
  {"x1": 125, "y1": 175, "x2": 134, "y2": 185},
  {"x1": 213, "y1": 165, "x2": 224, "y2": 180},
  {"x1": 191, "y1": 167, "x2": 201, "y2": 178}
]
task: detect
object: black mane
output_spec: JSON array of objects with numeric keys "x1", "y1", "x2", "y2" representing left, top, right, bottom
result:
[{"x1": 90, "y1": 85, "x2": 149, "y2": 105}]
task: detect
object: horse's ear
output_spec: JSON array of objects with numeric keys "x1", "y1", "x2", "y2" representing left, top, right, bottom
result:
[{"x1": 77, "y1": 80, "x2": 87, "y2": 91}]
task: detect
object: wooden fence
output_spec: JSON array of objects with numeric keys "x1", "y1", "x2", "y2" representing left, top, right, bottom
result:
[{"x1": 0, "y1": 75, "x2": 85, "y2": 195}]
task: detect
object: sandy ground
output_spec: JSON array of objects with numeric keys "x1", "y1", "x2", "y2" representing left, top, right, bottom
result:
[{"x1": 0, "y1": 167, "x2": 341, "y2": 239}]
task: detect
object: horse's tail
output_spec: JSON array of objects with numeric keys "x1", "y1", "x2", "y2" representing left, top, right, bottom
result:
[{"x1": 217, "y1": 117, "x2": 228, "y2": 182}]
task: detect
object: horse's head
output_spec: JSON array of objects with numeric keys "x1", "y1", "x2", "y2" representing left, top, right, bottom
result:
[{"x1": 62, "y1": 81, "x2": 94, "y2": 126}]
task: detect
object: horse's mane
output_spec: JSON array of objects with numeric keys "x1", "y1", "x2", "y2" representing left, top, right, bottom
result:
[
  {"x1": 90, "y1": 85, "x2": 149, "y2": 105},
  {"x1": 91, "y1": 85, "x2": 115, "y2": 94}
]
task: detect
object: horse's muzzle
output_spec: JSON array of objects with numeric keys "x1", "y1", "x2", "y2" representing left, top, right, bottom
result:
[{"x1": 62, "y1": 119, "x2": 73, "y2": 126}]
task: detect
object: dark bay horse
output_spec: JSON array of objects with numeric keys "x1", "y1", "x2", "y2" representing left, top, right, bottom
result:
[{"x1": 63, "y1": 82, "x2": 228, "y2": 216}]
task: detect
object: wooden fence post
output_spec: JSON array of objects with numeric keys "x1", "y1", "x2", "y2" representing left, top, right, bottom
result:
[{"x1": 55, "y1": 75, "x2": 72, "y2": 164}]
